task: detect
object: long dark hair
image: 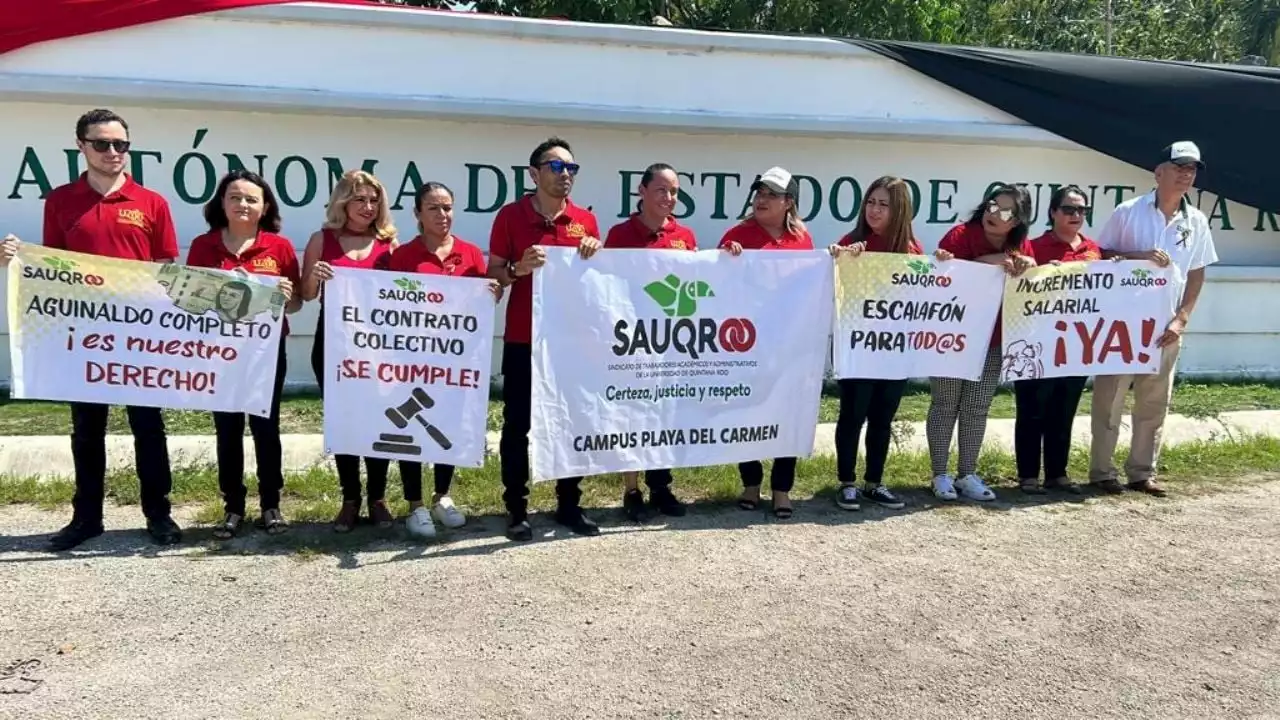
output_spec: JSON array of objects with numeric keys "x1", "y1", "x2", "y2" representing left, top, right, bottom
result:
[
  {"x1": 966, "y1": 182, "x2": 1032, "y2": 251},
  {"x1": 636, "y1": 162, "x2": 676, "y2": 213},
  {"x1": 847, "y1": 175, "x2": 915, "y2": 253},
  {"x1": 204, "y1": 170, "x2": 282, "y2": 233}
]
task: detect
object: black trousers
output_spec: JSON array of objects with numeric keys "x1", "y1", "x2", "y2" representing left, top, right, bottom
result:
[
  {"x1": 500, "y1": 342, "x2": 582, "y2": 522},
  {"x1": 644, "y1": 469, "x2": 672, "y2": 490},
  {"x1": 835, "y1": 378, "x2": 907, "y2": 486},
  {"x1": 312, "y1": 316, "x2": 433, "y2": 506},
  {"x1": 1014, "y1": 376, "x2": 1088, "y2": 481},
  {"x1": 739, "y1": 458, "x2": 796, "y2": 493},
  {"x1": 70, "y1": 403, "x2": 173, "y2": 522},
  {"x1": 213, "y1": 341, "x2": 287, "y2": 516}
]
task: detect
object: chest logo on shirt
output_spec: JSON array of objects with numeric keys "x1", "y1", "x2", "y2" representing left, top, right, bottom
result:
[
  {"x1": 669, "y1": 239, "x2": 686, "y2": 250},
  {"x1": 1176, "y1": 225, "x2": 1190, "y2": 248},
  {"x1": 251, "y1": 256, "x2": 280, "y2": 275},
  {"x1": 1081, "y1": 250, "x2": 1101, "y2": 261},
  {"x1": 117, "y1": 208, "x2": 148, "y2": 230},
  {"x1": 566, "y1": 222, "x2": 587, "y2": 239}
]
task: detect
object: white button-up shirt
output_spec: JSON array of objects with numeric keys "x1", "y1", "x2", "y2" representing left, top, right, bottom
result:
[{"x1": 1097, "y1": 191, "x2": 1218, "y2": 282}]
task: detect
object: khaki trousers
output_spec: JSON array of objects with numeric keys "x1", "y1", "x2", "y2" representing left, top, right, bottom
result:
[{"x1": 1088, "y1": 342, "x2": 1181, "y2": 483}]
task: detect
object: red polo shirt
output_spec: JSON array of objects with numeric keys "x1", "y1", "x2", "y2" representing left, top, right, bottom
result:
[
  {"x1": 186, "y1": 230, "x2": 302, "y2": 335},
  {"x1": 605, "y1": 214, "x2": 697, "y2": 251},
  {"x1": 388, "y1": 235, "x2": 487, "y2": 277},
  {"x1": 837, "y1": 231, "x2": 923, "y2": 255},
  {"x1": 939, "y1": 222, "x2": 1035, "y2": 349},
  {"x1": 718, "y1": 219, "x2": 814, "y2": 250},
  {"x1": 1029, "y1": 231, "x2": 1102, "y2": 264},
  {"x1": 43, "y1": 173, "x2": 178, "y2": 261},
  {"x1": 490, "y1": 195, "x2": 600, "y2": 344}
]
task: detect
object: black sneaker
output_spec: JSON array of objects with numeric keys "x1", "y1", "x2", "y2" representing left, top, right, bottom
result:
[
  {"x1": 554, "y1": 509, "x2": 601, "y2": 537},
  {"x1": 47, "y1": 518, "x2": 104, "y2": 552},
  {"x1": 623, "y1": 489, "x2": 651, "y2": 523},
  {"x1": 863, "y1": 484, "x2": 905, "y2": 510},
  {"x1": 146, "y1": 516, "x2": 183, "y2": 546},
  {"x1": 506, "y1": 518, "x2": 533, "y2": 542},
  {"x1": 836, "y1": 484, "x2": 860, "y2": 510},
  {"x1": 648, "y1": 488, "x2": 687, "y2": 517}
]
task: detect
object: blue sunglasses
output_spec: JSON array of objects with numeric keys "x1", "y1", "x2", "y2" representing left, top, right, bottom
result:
[{"x1": 539, "y1": 159, "x2": 580, "y2": 176}]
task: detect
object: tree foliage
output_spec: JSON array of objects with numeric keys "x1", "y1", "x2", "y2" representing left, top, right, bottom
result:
[{"x1": 381, "y1": 0, "x2": 1279, "y2": 63}]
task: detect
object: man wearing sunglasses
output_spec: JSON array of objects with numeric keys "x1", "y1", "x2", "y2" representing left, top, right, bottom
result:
[
  {"x1": 1089, "y1": 141, "x2": 1218, "y2": 498},
  {"x1": 1, "y1": 108, "x2": 182, "y2": 550},
  {"x1": 487, "y1": 136, "x2": 602, "y2": 542}
]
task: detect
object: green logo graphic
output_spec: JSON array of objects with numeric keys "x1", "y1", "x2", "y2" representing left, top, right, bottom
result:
[
  {"x1": 1131, "y1": 268, "x2": 1152, "y2": 280},
  {"x1": 643, "y1": 274, "x2": 715, "y2": 317},
  {"x1": 393, "y1": 277, "x2": 422, "y2": 292},
  {"x1": 43, "y1": 257, "x2": 77, "y2": 272},
  {"x1": 905, "y1": 258, "x2": 934, "y2": 275}
]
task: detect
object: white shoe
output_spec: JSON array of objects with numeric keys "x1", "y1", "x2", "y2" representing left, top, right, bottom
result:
[
  {"x1": 955, "y1": 474, "x2": 996, "y2": 502},
  {"x1": 406, "y1": 506, "x2": 437, "y2": 539},
  {"x1": 932, "y1": 474, "x2": 958, "y2": 501},
  {"x1": 431, "y1": 496, "x2": 467, "y2": 529}
]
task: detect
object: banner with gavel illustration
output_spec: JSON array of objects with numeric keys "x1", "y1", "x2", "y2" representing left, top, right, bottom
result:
[{"x1": 371, "y1": 387, "x2": 453, "y2": 456}]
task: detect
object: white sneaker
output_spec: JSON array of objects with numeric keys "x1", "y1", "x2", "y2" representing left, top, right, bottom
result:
[
  {"x1": 406, "y1": 506, "x2": 437, "y2": 539},
  {"x1": 955, "y1": 474, "x2": 997, "y2": 502},
  {"x1": 932, "y1": 474, "x2": 958, "y2": 501},
  {"x1": 431, "y1": 496, "x2": 467, "y2": 529}
]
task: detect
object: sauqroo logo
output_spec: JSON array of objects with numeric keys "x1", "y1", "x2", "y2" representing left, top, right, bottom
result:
[
  {"x1": 22, "y1": 256, "x2": 105, "y2": 287},
  {"x1": 890, "y1": 257, "x2": 951, "y2": 288},
  {"x1": 1123, "y1": 268, "x2": 1168, "y2": 287},
  {"x1": 379, "y1": 276, "x2": 444, "y2": 303},
  {"x1": 613, "y1": 273, "x2": 757, "y2": 358}
]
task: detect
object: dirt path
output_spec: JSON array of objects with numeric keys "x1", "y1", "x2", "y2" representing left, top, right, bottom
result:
[{"x1": 2, "y1": 479, "x2": 1278, "y2": 720}]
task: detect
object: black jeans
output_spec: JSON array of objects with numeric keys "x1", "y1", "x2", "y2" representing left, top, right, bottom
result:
[
  {"x1": 1014, "y1": 376, "x2": 1088, "y2": 480},
  {"x1": 213, "y1": 341, "x2": 287, "y2": 516},
  {"x1": 835, "y1": 378, "x2": 907, "y2": 486},
  {"x1": 393, "y1": 463, "x2": 455, "y2": 503},
  {"x1": 70, "y1": 403, "x2": 173, "y2": 522},
  {"x1": 500, "y1": 342, "x2": 583, "y2": 522},
  {"x1": 739, "y1": 458, "x2": 796, "y2": 493}
]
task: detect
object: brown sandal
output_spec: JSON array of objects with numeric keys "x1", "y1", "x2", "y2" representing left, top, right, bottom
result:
[
  {"x1": 333, "y1": 501, "x2": 360, "y2": 533},
  {"x1": 369, "y1": 500, "x2": 395, "y2": 529},
  {"x1": 260, "y1": 508, "x2": 289, "y2": 535}
]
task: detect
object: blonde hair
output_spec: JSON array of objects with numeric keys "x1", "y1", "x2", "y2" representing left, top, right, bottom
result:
[
  {"x1": 323, "y1": 170, "x2": 397, "y2": 240},
  {"x1": 743, "y1": 196, "x2": 807, "y2": 237}
]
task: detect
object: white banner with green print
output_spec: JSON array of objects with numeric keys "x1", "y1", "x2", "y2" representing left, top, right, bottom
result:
[
  {"x1": 832, "y1": 253, "x2": 1005, "y2": 381},
  {"x1": 530, "y1": 247, "x2": 832, "y2": 481}
]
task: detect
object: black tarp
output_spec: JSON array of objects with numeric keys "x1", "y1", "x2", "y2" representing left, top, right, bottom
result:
[{"x1": 849, "y1": 40, "x2": 1280, "y2": 214}]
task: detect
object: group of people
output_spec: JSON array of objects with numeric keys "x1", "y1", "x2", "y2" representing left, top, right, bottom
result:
[{"x1": 0, "y1": 109, "x2": 1217, "y2": 551}]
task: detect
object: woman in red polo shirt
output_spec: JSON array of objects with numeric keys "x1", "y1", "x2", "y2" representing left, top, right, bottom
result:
[
  {"x1": 828, "y1": 176, "x2": 920, "y2": 513},
  {"x1": 928, "y1": 183, "x2": 1036, "y2": 503},
  {"x1": 186, "y1": 170, "x2": 301, "y2": 538},
  {"x1": 603, "y1": 163, "x2": 696, "y2": 523},
  {"x1": 719, "y1": 166, "x2": 814, "y2": 519},
  {"x1": 298, "y1": 170, "x2": 400, "y2": 533},
  {"x1": 386, "y1": 181, "x2": 501, "y2": 539},
  {"x1": 1012, "y1": 185, "x2": 1101, "y2": 496}
]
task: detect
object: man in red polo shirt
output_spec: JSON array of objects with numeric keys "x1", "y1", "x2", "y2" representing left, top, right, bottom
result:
[
  {"x1": 486, "y1": 137, "x2": 601, "y2": 542},
  {"x1": 1, "y1": 109, "x2": 182, "y2": 550}
]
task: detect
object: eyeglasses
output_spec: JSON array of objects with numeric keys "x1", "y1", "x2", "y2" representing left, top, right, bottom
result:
[
  {"x1": 539, "y1": 160, "x2": 580, "y2": 176},
  {"x1": 83, "y1": 139, "x2": 131, "y2": 154},
  {"x1": 1057, "y1": 205, "x2": 1090, "y2": 217},
  {"x1": 985, "y1": 202, "x2": 1016, "y2": 223}
]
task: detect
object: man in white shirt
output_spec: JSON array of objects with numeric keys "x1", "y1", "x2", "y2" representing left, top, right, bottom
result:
[{"x1": 1090, "y1": 141, "x2": 1218, "y2": 496}]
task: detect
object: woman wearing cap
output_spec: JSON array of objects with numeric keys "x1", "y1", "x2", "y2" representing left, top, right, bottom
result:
[
  {"x1": 828, "y1": 176, "x2": 920, "y2": 512},
  {"x1": 603, "y1": 163, "x2": 696, "y2": 523},
  {"x1": 928, "y1": 183, "x2": 1036, "y2": 502},
  {"x1": 185, "y1": 170, "x2": 301, "y2": 539},
  {"x1": 299, "y1": 170, "x2": 401, "y2": 533},
  {"x1": 720, "y1": 166, "x2": 814, "y2": 519},
  {"x1": 1011, "y1": 185, "x2": 1101, "y2": 495}
]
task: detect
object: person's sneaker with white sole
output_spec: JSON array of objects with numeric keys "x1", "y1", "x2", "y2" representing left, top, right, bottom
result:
[
  {"x1": 406, "y1": 506, "x2": 438, "y2": 539},
  {"x1": 431, "y1": 496, "x2": 466, "y2": 529},
  {"x1": 864, "y1": 484, "x2": 905, "y2": 509},
  {"x1": 955, "y1": 473, "x2": 997, "y2": 502},
  {"x1": 836, "y1": 484, "x2": 860, "y2": 510},
  {"x1": 932, "y1": 473, "x2": 958, "y2": 501}
]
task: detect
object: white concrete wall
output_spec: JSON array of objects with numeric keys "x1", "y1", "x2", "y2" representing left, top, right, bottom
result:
[{"x1": 2, "y1": 2, "x2": 1277, "y2": 383}]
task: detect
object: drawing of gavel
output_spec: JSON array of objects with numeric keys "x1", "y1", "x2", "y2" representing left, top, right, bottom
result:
[{"x1": 385, "y1": 387, "x2": 453, "y2": 450}]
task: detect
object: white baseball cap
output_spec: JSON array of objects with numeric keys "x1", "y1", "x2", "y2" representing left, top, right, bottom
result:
[
  {"x1": 1161, "y1": 141, "x2": 1204, "y2": 168},
  {"x1": 751, "y1": 166, "x2": 800, "y2": 197}
]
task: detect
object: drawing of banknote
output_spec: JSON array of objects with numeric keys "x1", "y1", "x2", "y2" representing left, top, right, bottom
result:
[{"x1": 155, "y1": 265, "x2": 285, "y2": 322}]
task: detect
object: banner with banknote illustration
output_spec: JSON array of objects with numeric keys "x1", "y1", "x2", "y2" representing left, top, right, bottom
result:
[
  {"x1": 6, "y1": 245, "x2": 286, "y2": 416},
  {"x1": 321, "y1": 267, "x2": 496, "y2": 467}
]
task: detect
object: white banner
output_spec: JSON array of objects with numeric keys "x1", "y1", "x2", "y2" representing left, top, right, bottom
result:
[
  {"x1": 7, "y1": 245, "x2": 285, "y2": 416},
  {"x1": 832, "y1": 253, "x2": 1006, "y2": 380},
  {"x1": 1001, "y1": 260, "x2": 1181, "y2": 380},
  {"x1": 321, "y1": 267, "x2": 495, "y2": 466},
  {"x1": 530, "y1": 247, "x2": 832, "y2": 481}
]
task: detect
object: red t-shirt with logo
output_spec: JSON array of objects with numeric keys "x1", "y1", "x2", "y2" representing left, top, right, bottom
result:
[
  {"x1": 939, "y1": 222, "x2": 1035, "y2": 349},
  {"x1": 837, "y1": 231, "x2": 923, "y2": 255},
  {"x1": 718, "y1": 219, "x2": 814, "y2": 250},
  {"x1": 388, "y1": 236, "x2": 488, "y2": 277},
  {"x1": 489, "y1": 195, "x2": 600, "y2": 344},
  {"x1": 605, "y1": 214, "x2": 697, "y2": 251},
  {"x1": 186, "y1": 230, "x2": 302, "y2": 335},
  {"x1": 1028, "y1": 232, "x2": 1102, "y2": 264},
  {"x1": 43, "y1": 174, "x2": 179, "y2": 261}
]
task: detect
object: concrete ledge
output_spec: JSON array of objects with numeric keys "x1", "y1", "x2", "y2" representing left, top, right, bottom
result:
[{"x1": 2, "y1": 410, "x2": 1276, "y2": 481}]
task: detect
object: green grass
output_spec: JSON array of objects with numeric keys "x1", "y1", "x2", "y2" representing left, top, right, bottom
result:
[
  {"x1": 4, "y1": 435, "x2": 1277, "y2": 521},
  {"x1": 1, "y1": 380, "x2": 1277, "y2": 436}
]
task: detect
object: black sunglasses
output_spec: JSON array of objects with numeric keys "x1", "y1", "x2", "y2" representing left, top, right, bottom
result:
[
  {"x1": 83, "y1": 139, "x2": 131, "y2": 154},
  {"x1": 538, "y1": 159, "x2": 580, "y2": 176},
  {"x1": 1057, "y1": 205, "x2": 1090, "y2": 217}
]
